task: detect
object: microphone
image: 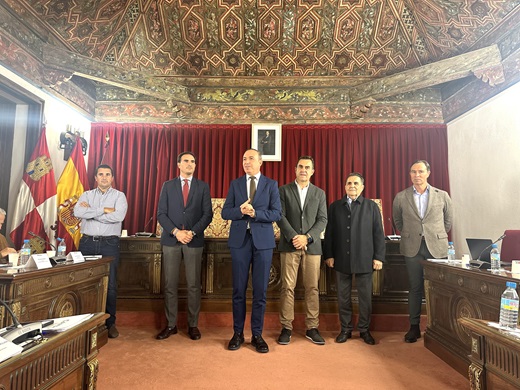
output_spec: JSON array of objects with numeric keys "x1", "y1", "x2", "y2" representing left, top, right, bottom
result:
[
  {"x1": 476, "y1": 234, "x2": 506, "y2": 261},
  {"x1": 28, "y1": 231, "x2": 56, "y2": 250},
  {"x1": 136, "y1": 217, "x2": 155, "y2": 237},
  {"x1": 385, "y1": 218, "x2": 400, "y2": 240},
  {"x1": 0, "y1": 299, "x2": 42, "y2": 344}
]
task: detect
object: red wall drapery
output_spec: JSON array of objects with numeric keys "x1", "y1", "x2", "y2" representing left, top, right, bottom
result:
[{"x1": 88, "y1": 123, "x2": 449, "y2": 235}]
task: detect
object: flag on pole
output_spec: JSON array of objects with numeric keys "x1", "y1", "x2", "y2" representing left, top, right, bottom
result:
[
  {"x1": 10, "y1": 128, "x2": 57, "y2": 253},
  {"x1": 56, "y1": 140, "x2": 90, "y2": 251}
]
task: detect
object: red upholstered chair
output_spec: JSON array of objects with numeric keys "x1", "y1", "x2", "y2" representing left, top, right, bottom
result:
[{"x1": 500, "y1": 230, "x2": 520, "y2": 263}]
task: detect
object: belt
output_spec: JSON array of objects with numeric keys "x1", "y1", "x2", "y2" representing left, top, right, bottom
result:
[{"x1": 83, "y1": 234, "x2": 119, "y2": 241}]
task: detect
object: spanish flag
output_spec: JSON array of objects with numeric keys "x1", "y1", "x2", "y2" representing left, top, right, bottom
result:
[{"x1": 56, "y1": 140, "x2": 90, "y2": 250}]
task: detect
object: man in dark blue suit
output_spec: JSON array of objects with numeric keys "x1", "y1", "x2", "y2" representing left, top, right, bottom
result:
[
  {"x1": 156, "y1": 152, "x2": 213, "y2": 341},
  {"x1": 222, "y1": 149, "x2": 281, "y2": 353}
]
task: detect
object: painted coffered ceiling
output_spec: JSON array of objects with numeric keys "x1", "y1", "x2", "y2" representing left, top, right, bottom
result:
[{"x1": 0, "y1": 0, "x2": 519, "y2": 123}]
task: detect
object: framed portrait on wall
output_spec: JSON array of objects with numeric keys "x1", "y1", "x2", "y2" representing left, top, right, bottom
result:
[{"x1": 251, "y1": 123, "x2": 282, "y2": 161}]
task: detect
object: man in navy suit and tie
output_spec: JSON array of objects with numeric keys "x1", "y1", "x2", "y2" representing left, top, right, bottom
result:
[
  {"x1": 222, "y1": 149, "x2": 281, "y2": 353},
  {"x1": 156, "y1": 152, "x2": 213, "y2": 341}
]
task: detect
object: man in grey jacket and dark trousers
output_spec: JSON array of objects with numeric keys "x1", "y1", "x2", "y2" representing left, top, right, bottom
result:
[
  {"x1": 277, "y1": 156, "x2": 327, "y2": 345},
  {"x1": 393, "y1": 160, "x2": 453, "y2": 343},
  {"x1": 156, "y1": 152, "x2": 213, "y2": 341}
]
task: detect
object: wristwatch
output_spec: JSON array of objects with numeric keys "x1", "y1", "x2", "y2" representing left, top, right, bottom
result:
[{"x1": 307, "y1": 234, "x2": 313, "y2": 244}]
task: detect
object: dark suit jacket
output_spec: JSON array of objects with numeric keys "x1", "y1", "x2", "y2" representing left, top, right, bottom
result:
[
  {"x1": 221, "y1": 174, "x2": 281, "y2": 250},
  {"x1": 323, "y1": 196, "x2": 385, "y2": 274},
  {"x1": 277, "y1": 182, "x2": 327, "y2": 255},
  {"x1": 392, "y1": 185, "x2": 452, "y2": 258},
  {"x1": 157, "y1": 177, "x2": 213, "y2": 248}
]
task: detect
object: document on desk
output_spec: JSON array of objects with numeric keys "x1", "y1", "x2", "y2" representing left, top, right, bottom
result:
[
  {"x1": 43, "y1": 314, "x2": 94, "y2": 333},
  {"x1": 0, "y1": 336, "x2": 23, "y2": 363}
]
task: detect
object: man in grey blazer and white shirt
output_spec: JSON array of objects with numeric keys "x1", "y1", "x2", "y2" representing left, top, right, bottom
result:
[
  {"x1": 277, "y1": 156, "x2": 327, "y2": 345},
  {"x1": 393, "y1": 160, "x2": 453, "y2": 343}
]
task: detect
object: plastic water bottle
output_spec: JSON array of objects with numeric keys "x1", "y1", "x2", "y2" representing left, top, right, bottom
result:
[
  {"x1": 499, "y1": 281, "x2": 519, "y2": 330},
  {"x1": 490, "y1": 244, "x2": 500, "y2": 273},
  {"x1": 20, "y1": 239, "x2": 31, "y2": 266},
  {"x1": 447, "y1": 242, "x2": 455, "y2": 263},
  {"x1": 57, "y1": 237, "x2": 66, "y2": 257}
]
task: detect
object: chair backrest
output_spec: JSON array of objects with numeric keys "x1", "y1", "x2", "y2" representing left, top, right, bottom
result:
[{"x1": 500, "y1": 230, "x2": 520, "y2": 262}]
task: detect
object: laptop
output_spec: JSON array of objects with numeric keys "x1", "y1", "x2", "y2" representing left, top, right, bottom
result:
[{"x1": 466, "y1": 238, "x2": 493, "y2": 267}]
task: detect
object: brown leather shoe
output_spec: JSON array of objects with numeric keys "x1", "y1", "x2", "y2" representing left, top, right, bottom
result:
[
  {"x1": 188, "y1": 326, "x2": 201, "y2": 340},
  {"x1": 156, "y1": 326, "x2": 178, "y2": 340}
]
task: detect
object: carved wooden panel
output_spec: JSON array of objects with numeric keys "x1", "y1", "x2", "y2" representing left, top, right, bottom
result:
[
  {"x1": 0, "y1": 313, "x2": 107, "y2": 390},
  {"x1": 424, "y1": 262, "x2": 520, "y2": 377},
  {"x1": 0, "y1": 260, "x2": 111, "y2": 328}
]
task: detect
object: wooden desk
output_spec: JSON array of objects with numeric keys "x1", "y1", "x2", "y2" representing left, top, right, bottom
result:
[
  {"x1": 0, "y1": 313, "x2": 108, "y2": 390},
  {"x1": 0, "y1": 259, "x2": 111, "y2": 346},
  {"x1": 423, "y1": 261, "x2": 520, "y2": 376},
  {"x1": 459, "y1": 318, "x2": 520, "y2": 389},
  {"x1": 119, "y1": 237, "x2": 413, "y2": 315}
]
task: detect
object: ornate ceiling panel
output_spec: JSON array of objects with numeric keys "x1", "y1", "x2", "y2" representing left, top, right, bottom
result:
[
  {"x1": 0, "y1": 0, "x2": 519, "y2": 123},
  {"x1": 9, "y1": 0, "x2": 517, "y2": 77}
]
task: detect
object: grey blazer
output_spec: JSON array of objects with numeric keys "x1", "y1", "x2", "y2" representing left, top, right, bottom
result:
[
  {"x1": 392, "y1": 185, "x2": 453, "y2": 258},
  {"x1": 277, "y1": 182, "x2": 327, "y2": 255}
]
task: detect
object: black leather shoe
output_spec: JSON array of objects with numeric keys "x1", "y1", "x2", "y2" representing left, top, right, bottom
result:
[
  {"x1": 335, "y1": 331, "x2": 352, "y2": 343},
  {"x1": 251, "y1": 335, "x2": 269, "y2": 353},
  {"x1": 228, "y1": 332, "x2": 245, "y2": 350},
  {"x1": 188, "y1": 326, "x2": 201, "y2": 340},
  {"x1": 404, "y1": 325, "x2": 421, "y2": 343},
  {"x1": 360, "y1": 331, "x2": 375, "y2": 345},
  {"x1": 156, "y1": 326, "x2": 178, "y2": 340},
  {"x1": 108, "y1": 325, "x2": 119, "y2": 339}
]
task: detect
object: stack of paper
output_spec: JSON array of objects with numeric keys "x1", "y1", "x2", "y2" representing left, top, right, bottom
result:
[
  {"x1": 0, "y1": 336, "x2": 23, "y2": 363},
  {"x1": 43, "y1": 314, "x2": 94, "y2": 333}
]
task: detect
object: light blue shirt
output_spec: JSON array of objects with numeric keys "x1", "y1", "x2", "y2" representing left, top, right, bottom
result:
[
  {"x1": 413, "y1": 185, "x2": 430, "y2": 219},
  {"x1": 74, "y1": 187, "x2": 128, "y2": 236}
]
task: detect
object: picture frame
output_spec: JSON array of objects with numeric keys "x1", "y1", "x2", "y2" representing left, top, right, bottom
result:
[{"x1": 251, "y1": 123, "x2": 282, "y2": 161}]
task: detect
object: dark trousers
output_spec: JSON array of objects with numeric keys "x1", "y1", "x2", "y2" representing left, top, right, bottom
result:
[
  {"x1": 79, "y1": 235, "x2": 120, "y2": 327},
  {"x1": 230, "y1": 232, "x2": 272, "y2": 336},
  {"x1": 162, "y1": 244, "x2": 203, "y2": 328},
  {"x1": 404, "y1": 240, "x2": 432, "y2": 325},
  {"x1": 336, "y1": 271, "x2": 373, "y2": 333}
]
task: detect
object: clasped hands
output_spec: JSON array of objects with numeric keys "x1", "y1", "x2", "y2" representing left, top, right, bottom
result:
[
  {"x1": 240, "y1": 199, "x2": 255, "y2": 218},
  {"x1": 292, "y1": 235, "x2": 308, "y2": 251},
  {"x1": 175, "y1": 230, "x2": 194, "y2": 245},
  {"x1": 325, "y1": 258, "x2": 383, "y2": 270}
]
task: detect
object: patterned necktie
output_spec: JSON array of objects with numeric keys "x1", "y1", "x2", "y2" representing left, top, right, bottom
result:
[
  {"x1": 249, "y1": 176, "x2": 256, "y2": 201},
  {"x1": 183, "y1": 179, "x2": 189, "y2": 206}
]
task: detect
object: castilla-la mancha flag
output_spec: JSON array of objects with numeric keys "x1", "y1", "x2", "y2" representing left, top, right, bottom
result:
[
  {"x1": 56, "y1": 140, "x2": 90, "y2": 251},
  {"x1": 10, "y1": 128, "x2": 57, "y2": 252}
]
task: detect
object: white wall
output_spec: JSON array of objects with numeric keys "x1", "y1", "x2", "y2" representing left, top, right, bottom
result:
[{"x1": 448, "y1": 82, "x2": 520, "y2": 257}]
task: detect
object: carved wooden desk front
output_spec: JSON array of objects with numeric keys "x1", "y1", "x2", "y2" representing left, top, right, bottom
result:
[
  {"x1": 0, "y1": 259, "x2": 111, "y2": 346},
  {"x1": 459, "y1": 317, "x2": 520, "y2": 390},
  {"x1": 423, "y1": 261, "x2": 520, "y2": 377},
  {"x1": 0, "y1": 312, "x2": 109, "y2": 390}
]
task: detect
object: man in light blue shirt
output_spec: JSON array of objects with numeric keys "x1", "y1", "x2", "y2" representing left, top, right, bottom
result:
[{"x1": 74, "y1": 164, "x2": 128, "y2": 338}]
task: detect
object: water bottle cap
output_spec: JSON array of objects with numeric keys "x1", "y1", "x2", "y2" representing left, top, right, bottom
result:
[
  {"x1": 506, "y1": 281, "x2": 517, "y2": 289},
  {"x1": 24, "y1": 239, "x2": 29, "y2": 243},
  {"x1": 448, "y1": 242, "x2": 453, "y2": 245},
  {"x1": 491, "y1": 244, "x2": 498, "y2": 248}
]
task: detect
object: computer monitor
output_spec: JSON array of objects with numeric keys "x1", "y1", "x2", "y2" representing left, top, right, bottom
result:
[{"x1": 466, "y1": 238, "x2": 493, "y2": 263}]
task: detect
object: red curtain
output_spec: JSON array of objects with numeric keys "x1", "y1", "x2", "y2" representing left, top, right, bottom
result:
[{"x1": 89, "y1": 123, "x2": 449, "y2": 235}]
